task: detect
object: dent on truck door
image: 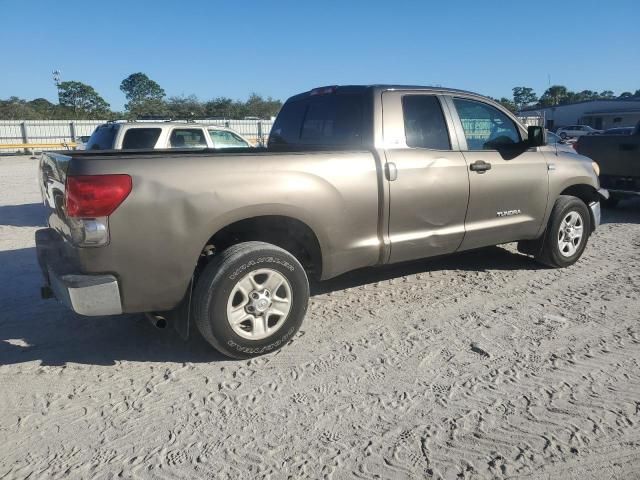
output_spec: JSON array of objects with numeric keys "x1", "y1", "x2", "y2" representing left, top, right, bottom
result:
[
  {"x1": 382, "y1": 91, "x2": 470, "y2": 263},
  {"x1": 449, "y1": 97, "x2": 549, "y2": 250}
]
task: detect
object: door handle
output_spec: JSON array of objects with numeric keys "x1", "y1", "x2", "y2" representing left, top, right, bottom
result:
[
  {"x1": 385, "y1": 162, "x2": 398, "y2": 181},
  {"x1": 470, "y1": 160, "x2": 492, "y2": 173}
]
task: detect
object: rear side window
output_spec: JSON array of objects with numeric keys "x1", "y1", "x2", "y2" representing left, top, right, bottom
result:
[
  {"x1": 402, "y1": 95, "x2": 451, "y2": 150},
  {"x1": 121, "y1": 128, "x2": 161, "y2": 149},
  {"x1": 86, "y1": 125, "x2": 118, "y2": 150},
  {"x1": 169, "y1": 129, "x2": 207, "y2": 148},
  {"x1": 270, "y1": 93, "x2": 364, "y2": 147},
  {"x1": 453, "y1": 98, "x2": 521, "y2": 150}
]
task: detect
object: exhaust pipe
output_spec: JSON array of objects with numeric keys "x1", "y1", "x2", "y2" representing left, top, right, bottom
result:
[{"x1": 145, "y1": 313, "x2": 168, "y2": 329}]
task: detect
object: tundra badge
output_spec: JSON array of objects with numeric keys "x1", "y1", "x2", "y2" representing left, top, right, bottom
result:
[{"x1": 497, "y1": 209, "x2": 521, "y2": 217}]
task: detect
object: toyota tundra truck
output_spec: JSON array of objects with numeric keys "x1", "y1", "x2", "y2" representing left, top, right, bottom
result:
[{"x1": 36, "y1": 85, "x2": 608, "y2": 358}]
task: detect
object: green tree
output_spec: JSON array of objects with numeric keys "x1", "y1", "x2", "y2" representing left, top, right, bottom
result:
[
  {"x1": 618, "y1": 91, "x2": 633, "y2": 99},
  {"x1": 598, "y1": 90, "x2": 615, "y2": 99},
  {"x1": 57, "y1": 81, "x2": 110, "y2": 117},
  {"x1": 120, "y1": 73, "x2": 166, "y2": 110},
  {"x1": 203, "y1": 97, "x2": 245, "y2": 118},
  {"x1": 244, "y1": 93, "x2": 282, "y2": 118},
  {"x1": 539, "y1": 85, "x2": 569, "y2": 106},
  {"x1": 165, "y1": 95, "x2": 205, "y2": 119},
  {"x1": 512, "y1": 87, "x2": 537, "y2": 110},
  {"x1": 127, "y1": 98, "x2": 170, "y2": 119}
]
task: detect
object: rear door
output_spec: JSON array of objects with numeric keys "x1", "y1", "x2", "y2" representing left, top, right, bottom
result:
[
  {"x1": 382, "y1": 91, "x2": 470, "y2": 263},
  {"x1": 446, "y1": 96, "x2": 549, "y2": 250}
]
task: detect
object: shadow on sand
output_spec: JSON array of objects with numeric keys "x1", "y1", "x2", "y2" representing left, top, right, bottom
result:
[
  {"x1": 0, "y1": 244, "x2": 543, "y2": 367},
  {"x1": 0, "y1": 203, "x2": 46, "y2": 227}
]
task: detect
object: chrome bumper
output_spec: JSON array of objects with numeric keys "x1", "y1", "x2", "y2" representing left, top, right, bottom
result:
[
  {"x1": 36, "y1": 228, "x2": 122, "y2": 316},
  {"x1": 48, "y1": 272, "x2": 122, "y2": 316}
]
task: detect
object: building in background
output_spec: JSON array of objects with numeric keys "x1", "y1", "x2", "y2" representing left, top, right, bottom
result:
[{"x1": 519, "y1": 99, "x2": 640, "y2": 132}]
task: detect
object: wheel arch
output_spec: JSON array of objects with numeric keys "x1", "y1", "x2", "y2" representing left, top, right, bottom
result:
[{"x1": 198, "y1": 214, "x2": 324, "y2": 281}]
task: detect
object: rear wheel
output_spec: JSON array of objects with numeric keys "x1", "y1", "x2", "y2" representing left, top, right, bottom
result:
[
  {"x1": 559, "y1": 132, "x2": 567, "y2": 139},
  {"x1": 193, "y1": 241, "x2": 309, "y2": 359},
  {"x1": 535, "y1": 195, "x2": 591, "y2": 268}
]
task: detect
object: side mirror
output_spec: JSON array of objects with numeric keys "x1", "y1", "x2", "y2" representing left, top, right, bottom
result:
[{"x1": 528, "y1": 126, "x2": 546, "y2": 147}]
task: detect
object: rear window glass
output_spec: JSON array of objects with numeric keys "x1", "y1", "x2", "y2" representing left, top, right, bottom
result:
[
  {"x1": 122, "y1": 128, "x2": 161, "y2": 149},
  {"x1": 169, "y1": 129, "x2": 207, "y2": 148},
  {"x1": 86, "y1": 125, "x2": 118, "y2": 150},
  {"x1": 269, "y1": 93, "x2": 364, "y2": 147},
  {"x1": 402, "y1": 95, "x2": 451, "y2": 150}
]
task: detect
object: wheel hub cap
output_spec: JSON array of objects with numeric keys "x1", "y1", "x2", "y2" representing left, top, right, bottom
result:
[
  {"x1": 558, "y1": 211, "x2": 584, "y2": 257},
  {"x1": 226, "y1": 268, "x2": 293, "y2": 340},
  {"x1": 247, "y1": 290, "x2": 271, "y2": 314}
]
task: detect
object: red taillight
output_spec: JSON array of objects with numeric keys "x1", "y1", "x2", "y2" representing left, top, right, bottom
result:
[
  {"x1": 66, "y1": 175, "x2": 132, "y2": 218},
  {"x1": 573, "y1": 142, "x2": 578, "y2": 152}
]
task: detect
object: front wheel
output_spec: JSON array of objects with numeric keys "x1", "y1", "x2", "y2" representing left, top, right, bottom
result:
[
  {"x1": 193, "y1": 241, "x2": 309, "y2": 359},
  {"x1": 535, "y1": 195, "x2": 591, "y2": 268},
  {"x1": 559, "y1": 132, "x2": 567, "y2": 139}
]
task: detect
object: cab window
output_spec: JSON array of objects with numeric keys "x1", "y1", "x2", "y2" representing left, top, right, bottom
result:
[
  {"x1": 402, "y1": 95, "x2": 451, "y2": 150},
  {"x1": 453, "y1": 98, "x2": 521, "y2": 150},
  {"x1": 122, "y1": 128, "x2": 161, "y2": 149},
  {"x1": 169, "y1": 128, "x2": 207, "y2": 148},
  {"x1": 209, "y1": 130, "x2": 249, "y2": 148}
]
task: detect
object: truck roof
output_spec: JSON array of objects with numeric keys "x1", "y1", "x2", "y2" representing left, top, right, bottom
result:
[{"x1": 286, "y1": 84, "x2": 485, "y2": 102}]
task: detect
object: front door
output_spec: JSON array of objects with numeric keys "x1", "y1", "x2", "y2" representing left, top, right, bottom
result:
[
  {"x1": 383, "y1": 91, "x2": 470, "y2": 263},
  {"x1": 446, "y1": 96, "x2": 549, "y2": 250}
]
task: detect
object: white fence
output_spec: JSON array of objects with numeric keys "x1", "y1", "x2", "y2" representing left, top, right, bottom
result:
[{"x1": 0, "y1": 119, "x2": 275, "y2": 152}]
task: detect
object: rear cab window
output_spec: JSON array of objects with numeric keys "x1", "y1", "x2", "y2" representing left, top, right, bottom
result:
[
  {"x1": 86, "y1": 124, "x2": 119, "y2": 150},
  {"x1": 169, "y1": 128, "x2": 207, "y2": 148},
  {"x1": 269, "y1": 88, "x2": 367, "y2": 148},
  {"x1": 121, "y1": 128, "x2": 162, "y2": 149}
]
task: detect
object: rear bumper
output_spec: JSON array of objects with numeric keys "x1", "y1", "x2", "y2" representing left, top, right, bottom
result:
[{"x1": 36, "y1": 228, "x2": 122, "y2": 316}]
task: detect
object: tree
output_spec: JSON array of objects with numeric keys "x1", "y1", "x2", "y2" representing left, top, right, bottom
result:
[
  {"x1": 496, "y1": 97, "x2": 517, "y2": 113},
  {"x1": 538, "y1": 85, "x2": 569, "y2": 106},
  {"x1": 165, "y1": 95, "x2": 205, "y2": 119},
  {"x1": 598, "y1": 90, "x2": 615, "y2": 99},
  {"x1": 57, "y1": 81, "x2": 110, "y2": 117},
  {"x1": 120, "y1": 73, "x2": 165, "y2": 110},
  {"x1": 512, "y1": 87, "x2": 537, "y2": 110},
  {"x1": 618, "y1": 91, "x2": 633, "y2": 99},
  {"x1": 127, "y1": 98, "x2": 170, "y2": 119}
]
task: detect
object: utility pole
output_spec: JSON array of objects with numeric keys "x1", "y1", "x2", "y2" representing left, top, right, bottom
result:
[{"x1": 52, "y1": 70, "x2": 62, "y2": 103}]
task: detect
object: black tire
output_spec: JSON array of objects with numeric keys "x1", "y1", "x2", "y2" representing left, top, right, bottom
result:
[
  {"x1": 193, "y1": 241, "x2": 309, "y2": 359},
  {"x1": 535, "y1": 195, "x2": 591, "y2": 268},
  {"x1": 602, "y1": 196, "x2": 619, "y2": 209},
  {"x1": 559, "y1": 132, "x2": 567, "y2": 139}
]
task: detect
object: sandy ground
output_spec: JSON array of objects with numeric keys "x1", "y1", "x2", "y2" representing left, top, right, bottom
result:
[{"x1": 0, "y1": 155, "x2": 639, "y2": 480}]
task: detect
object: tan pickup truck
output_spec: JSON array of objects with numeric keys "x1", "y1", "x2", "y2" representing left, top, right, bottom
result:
[{"x1": 37, "y1": 85, "x2": 607, "y2": 358}]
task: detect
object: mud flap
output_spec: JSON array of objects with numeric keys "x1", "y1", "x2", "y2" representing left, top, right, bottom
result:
[{"x1": 163, "y1": 278, "x2": 193, "y2": 340}]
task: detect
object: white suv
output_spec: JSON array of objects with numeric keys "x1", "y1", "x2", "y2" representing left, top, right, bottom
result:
[
  {"x1": 556, "y1": 125, "x2": 602, "y2": 139},
  {"x1": 85, "y1": 122, "x2": 254, "y2": 150}
]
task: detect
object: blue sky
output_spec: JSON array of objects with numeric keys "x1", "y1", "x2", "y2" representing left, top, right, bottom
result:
[{"x1": 1, "y1": 0, "x2": 638, "y2": 110}]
